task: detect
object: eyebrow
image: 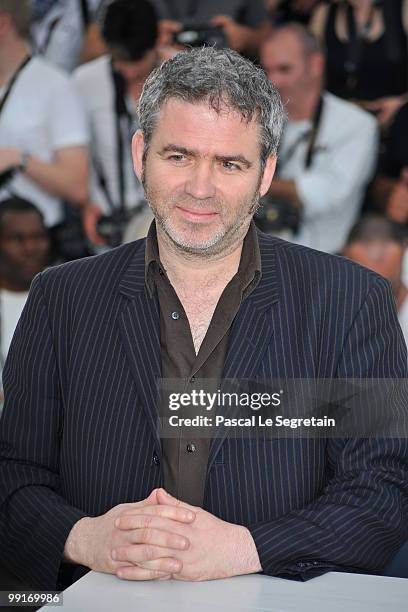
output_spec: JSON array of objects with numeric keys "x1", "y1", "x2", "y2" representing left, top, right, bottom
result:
[{"x1": 159, "y1": 144, "x2": 253, "y2": 168}]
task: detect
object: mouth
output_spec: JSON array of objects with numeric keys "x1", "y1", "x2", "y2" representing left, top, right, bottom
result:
[{"x1": 176, "y1": 207, "x2": 219, "y2": 223}]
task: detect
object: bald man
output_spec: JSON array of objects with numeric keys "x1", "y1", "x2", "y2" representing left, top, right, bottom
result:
[{"x1": 260, "y1": 23, "x2": 378, "y2": 253}]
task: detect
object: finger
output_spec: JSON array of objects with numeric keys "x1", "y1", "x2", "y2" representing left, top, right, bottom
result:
[
  {"x1": 118, "y1": 521, "x2": 190, "y2": 550},
  {"x1": 118, "y1": 489, "x2": 160, "y2": 513},
  {"x1": 113, "y1": 544, "x2": 182, "y2": 568},
  {"x1": 116, "y1": 565, "x2": 173, "y2": 581},
  {"x1": 156, "y1": 489, "x2": 196, "y2": 513},
  {"x1": 118, "y1": 502, "x2": 195, "y2": 523},
  {"x1": 210, "y1": 15, "x2": 230, "y2": 26},
  {"x1": 136, "y1": 558, "x2": 183, "y2": 574}
]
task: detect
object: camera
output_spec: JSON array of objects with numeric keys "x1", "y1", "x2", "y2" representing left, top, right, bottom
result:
[
  {"x1": 173, "y1": 25, "x2": 227, "y2": 48},
  {"x1": 254, "y1": 196, "x2": 300, "y2": 234},
  {"x1": 96, "y1": 203, "x2": 147, "y2": 247},
  {"x1": 97, "y1": 209, "x2": 131, "y2": 247}
]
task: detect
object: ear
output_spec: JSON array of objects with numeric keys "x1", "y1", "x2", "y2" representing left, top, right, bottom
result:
[
  {"x1": 310, "y1": 52, "x2": 325, "y2": 80},
  {"x1": 132, "y1": 129, "x2": 145, "y2": 181},
  {"x1": 259, "y1": 155, "x2": 277, "y2": 197}
]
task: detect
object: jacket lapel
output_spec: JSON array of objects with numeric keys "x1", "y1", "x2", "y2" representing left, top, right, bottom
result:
[
  {"x1": 117, "y1": 243, "x2": 163, "y2": 454},
  {"x1": 207, "y1": 233, "x2": 280, "y2": 470}
]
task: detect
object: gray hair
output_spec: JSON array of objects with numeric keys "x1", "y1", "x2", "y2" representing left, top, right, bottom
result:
[
  {"x1": 0, "y1": 0, "x2": 31, "y2": 39},
  {"x1": 138, "y1": 47, "x2": 285, "y2": 171}
]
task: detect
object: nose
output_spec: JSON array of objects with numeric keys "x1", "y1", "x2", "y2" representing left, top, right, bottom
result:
[
  {"x1": 185, "y1": 161, "x2": 216, "y2": 200},
  {"x1": 22, "y1": 237, "x2": 43, "y2": 258}
]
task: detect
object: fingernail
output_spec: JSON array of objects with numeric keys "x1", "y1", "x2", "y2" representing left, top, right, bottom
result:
[
  {"x1": 162, "y1": 489, "x2": 172, "y2": 497},
  {"x1": 111, "y1": 549, "x2": 117, "y2": 560},
  {"x1": 114, "y1": 518, "x2": 120, "y2": 528},
  {"x1": 186, "y1": 511, "x2": 194, "y2": 520}
]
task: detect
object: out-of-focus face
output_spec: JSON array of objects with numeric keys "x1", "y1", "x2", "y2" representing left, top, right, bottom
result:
[
  {"x1": 132, "y1": 98, "x2": 276, "y2": 258},
  {"x1": 344, "y1": 241, "x2": 405, "y2": 295},
  {"x1": 0, "y1": 211, "x2": 49, "y2": 289},
  {"x1": 260, "y1": 31, "x2": 315, "y2": 109},
  {"x1": 111, "y1": 48, "x2": 156, "y2": 88}
]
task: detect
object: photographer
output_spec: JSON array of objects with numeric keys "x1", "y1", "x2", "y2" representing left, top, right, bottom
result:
[
  {"x1": 0, "y1": 0, "x2": 89, "y2": 230},
  {"x1": 259, "y1": 23, "x2": 378, "y2": 253},
  {"x1": 30, "y1": 0, "x2": 104, "y2": 73},
  {"x1": 151, "y1": 0, "x2": 270, "y2": 56},
  {"x1": 74, "y1": 0, "x2": 157, "y2": 249}
]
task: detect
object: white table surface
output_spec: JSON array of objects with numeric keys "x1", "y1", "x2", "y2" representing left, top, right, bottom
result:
[{"x1": 41, "y1": 570, "x2": 408, "y2": 612}]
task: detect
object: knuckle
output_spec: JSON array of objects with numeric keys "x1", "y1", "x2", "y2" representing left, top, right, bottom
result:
[
  {"x1": 142, "y1": 515, "x2": 153, "y2": 528},
  {"x1": 140, "y1": 527, "x2": 152, "y2": 543},
  {"x1": 143, "y1": 544, "x2": 156, "y2": 561}
]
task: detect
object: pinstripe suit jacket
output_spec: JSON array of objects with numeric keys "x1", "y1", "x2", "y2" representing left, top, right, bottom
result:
[{"x1": 1, "y1": 231, "x2": 408, "y2": 590}]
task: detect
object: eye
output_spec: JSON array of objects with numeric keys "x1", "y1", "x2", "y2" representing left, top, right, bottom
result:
[
  {"x1": 167, "y1": 153, "x2": 187, "y2": 163},
  {"x1": 222, "y1": 161, "x2": 241, "y2": 172}
]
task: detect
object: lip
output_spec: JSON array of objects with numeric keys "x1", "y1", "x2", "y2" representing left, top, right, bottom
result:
[{"x1": 176, "y1": 207, "x2": 219, "y2": 222}]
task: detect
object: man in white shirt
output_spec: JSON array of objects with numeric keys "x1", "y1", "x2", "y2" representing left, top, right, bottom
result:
[
  {"x1": 74, "y1": 0, "x2": 156, "y2": 247},
  {"x1": 0, "y1": 0, "x2": 89, "y2": 228},
  {"x1": 30, "y1": 0, "x2": 103, "y2": 73},
  {"x1": 260, "y1": 23, "x2": 378, "y2": 254},
  {"x1": 343, "y1": 214, "x2": 408, "y2": 349}
]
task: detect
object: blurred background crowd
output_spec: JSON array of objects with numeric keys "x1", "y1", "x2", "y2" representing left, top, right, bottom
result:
[{"x1": 1, "y1": 0, "x2": 408, "y2": 387}]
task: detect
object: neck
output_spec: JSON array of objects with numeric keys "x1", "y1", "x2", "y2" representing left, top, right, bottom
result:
[
  {"x1": 288, "y1": 87, "x2": 321, "y2": 122},
  {"x1": 0, "y1": 38, "x2": 29, "y2": 87},
  {"x1": 156, "y1": 224, "x2": 249, "y2": 291}
]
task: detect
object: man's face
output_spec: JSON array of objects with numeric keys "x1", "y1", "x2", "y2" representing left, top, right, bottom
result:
[
  {"x1": 344, "y1": 241, "x2": 404, "y2": 295},
  {"x1": 111, "y1": 48, "x2": 156, "y2": 88},
  {"x1": 261, "y1": 32, "x2": 314, "y2": 107},
  {"x1": 132, "y1": 99, "x2": 276, "y2": 257},
  {"x1": 0, "y1": 211, "x2": 50, "y2": 288}
]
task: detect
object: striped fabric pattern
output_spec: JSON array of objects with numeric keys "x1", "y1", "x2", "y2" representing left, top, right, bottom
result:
[{"x1": 0, "y1": 231, "x2": 407, "y2": 589}]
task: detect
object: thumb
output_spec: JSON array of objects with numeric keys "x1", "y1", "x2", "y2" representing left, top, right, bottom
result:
[
  {"x1": 210, "y1": 14, "x2": 231, "y2": 26},
  {"x1": 157, "y1": 488, "x2": 195, "y2": 512}
]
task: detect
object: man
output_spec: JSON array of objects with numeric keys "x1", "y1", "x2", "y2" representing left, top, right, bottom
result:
[
  {"x1": 30, "y1": 0, "x2": 103, "y2": 73},
  {"x1": 0, "y1": 47, "x2": 407, "y2": 591},
  {"x1": 151, "y1": 0, "x2": 270, "y2": 57},
  {"x1": 0, "y1": 0, "x2": 89, "y2": 228},
  {"x1": 260, "y1": 23, "x2": 378, "y2": 253},
  {"x1": 74, "y1": 0, "x2": 156, "y2": 248},
  {"x1": 343, "y1": 215, "x2": 408, "y2": 347},
  {"x1": 0, "y1": 197, "x2": 50, "y2": 413}
]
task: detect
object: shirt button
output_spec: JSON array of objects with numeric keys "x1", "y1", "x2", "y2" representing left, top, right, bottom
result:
[
  {"x1": 158, "y1": 267, "x2": 164, "y2": 276},
  {"x1": 152, "y1": 452, "x2": 160, "y2": 466},
  {"x1": 190, "y1": 376, "x2": 196, "y2": 383},
  {"x1": 171, "y1": 311, "x2": 180, "y2": 320},
  {"x1": 186, "y1": 443, "x2": 197, "y2": 453}
]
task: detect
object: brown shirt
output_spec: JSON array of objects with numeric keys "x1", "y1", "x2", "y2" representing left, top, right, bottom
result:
[{"x1": 145, "y1": 222, "x2": 261, "y2": 506}]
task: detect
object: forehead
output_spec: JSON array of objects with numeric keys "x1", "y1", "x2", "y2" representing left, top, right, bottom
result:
[
  {"x1": 150, "y1": 98, "x2": 261, "y2": 157},
  {"x1": 262, "y1": 32, "x2": 304, "y2": 65},
  {"x1": 1, "y1": 211, "x2": 45, "y2": 234},
  {"x1": 346, "y1": 241, "x2": 404, "y2": 265}
]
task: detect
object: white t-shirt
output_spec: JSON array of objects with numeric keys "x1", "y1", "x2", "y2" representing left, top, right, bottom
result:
[
  {"x1": 398, "y1": 295, "x2": 408, "y2": 349},
  {"x1": 73, "y1": 55, "x2": 145, "y2": 215},
  {"x1": 0, "y1": 289, "x2": 29, "y2": 366},
  {"x1": 277, "y1": 92, "x2": 379, "y2": 254},
  {"x1": 31, "y1": 0, "x2": 102, "y2": 73},
  {"x1": 0, "y1": 56, "x2": 89, "y2": 226}
]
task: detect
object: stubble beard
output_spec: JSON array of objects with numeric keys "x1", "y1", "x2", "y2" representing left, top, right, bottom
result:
[{"x1": 142, "y1": 171, "x2": 261, "y2": 259}]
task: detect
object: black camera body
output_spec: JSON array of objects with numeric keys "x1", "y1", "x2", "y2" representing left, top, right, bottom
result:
[
  {"x1": 174, "y1": 24, "x2": 227, "y2": 48},
  {"x1": 254, "y1": 196, "x2": 300, "y2": 235},
  {"x1": 97, "y1": 209, "x2": 131, "y2": 248}
]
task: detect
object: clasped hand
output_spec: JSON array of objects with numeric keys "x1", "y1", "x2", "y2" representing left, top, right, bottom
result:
[{"x1": 88, "y1": 488, "x2": 261, "y2": 581}]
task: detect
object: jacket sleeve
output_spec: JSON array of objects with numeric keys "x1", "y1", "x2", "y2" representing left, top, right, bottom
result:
[
  {"x1": 248, "y1": 275, "x2": 408, "y2": 579},
  {"x1": 0, "y1": 273, "x2": 87, "y2": 590}
]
